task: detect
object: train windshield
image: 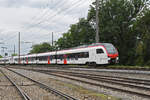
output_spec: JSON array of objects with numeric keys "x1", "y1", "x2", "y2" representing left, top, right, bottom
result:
[{"x1": 102, "y1": 43, "x2": 118, "y2": 54}]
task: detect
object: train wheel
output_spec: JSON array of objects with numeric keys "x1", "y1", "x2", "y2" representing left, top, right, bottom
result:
[
  {"x1": 85, "y1": 62, "x2": 89, "y2": 65},
  {"x1": 88, "y1": 62, "x2": 97, "y2": 67},
  {"x1": 92, "y1": 62, "x2": 97, "y2": 67}
]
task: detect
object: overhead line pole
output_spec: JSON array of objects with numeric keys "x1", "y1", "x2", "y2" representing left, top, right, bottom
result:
[
  {"x1": 52, "y1": 32, "x2": 54, "y2": 46},
  {"x1": 1, "y1": 47, "x2": 7, "y2": 64},
  {"x1": 96, "y1": 0, "x2": 100, "y2": 43},
  {"x1": 14, "y1": 45, "x2": 15, "y2": 55},
  {"x1": 18, "y1": 32, "x2": 21, "y2": 64}
]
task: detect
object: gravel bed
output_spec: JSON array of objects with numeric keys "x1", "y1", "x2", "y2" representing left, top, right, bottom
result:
[
  {"x1": 70, "y1": 68, "x2": 150, "y2": 74},
  {"x1": 0, "y1": 68, "x2": 22, "y2": 100},
  {"x1": 11, "y1": 68, "x2": 121, "y2": 100},
  {"x1": 15, "y1": 66, "x2": 150, "y2": 80},
  {"x1": 49, "y1": 73, "x2": 150, "y2": 94},
  {"x1": 33, "y1": 67, "x2": 150, "y2": 82},
  {"x1": 75, "y1": 71, "x2": 149, "y2": 80},
  {"x1": 2, "y1": 68, "x2": 60, "y2": 100},
  {"x1": 11, "y1": 68, "x2": 150, "y2": 100}
]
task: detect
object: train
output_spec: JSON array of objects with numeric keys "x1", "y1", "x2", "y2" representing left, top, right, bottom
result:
[{"x1": 0, "y1": 43, "x2": 119, "y2": 65}]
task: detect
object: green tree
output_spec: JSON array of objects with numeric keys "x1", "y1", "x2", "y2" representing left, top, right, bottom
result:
[
  {"x1": 30, "y1": 42, "x2": 54, "y2": 54},
  {"x1": 12, "y1": 54, "x2": 17, "y2": 56},
  {"x1": 56, "y1": 18, "x2": 95, "y2": 49},
  {"x1": 133, "y1": 11, "x2": 150, "y2": 65},
  {"x1": 87, "y1": 0, "x2": 149, "y2": 65},
  {"x1": 0, "y1": 55, "x2": 2, "y2": 58}
]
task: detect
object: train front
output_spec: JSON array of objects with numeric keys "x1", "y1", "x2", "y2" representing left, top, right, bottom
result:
[{"x1": 103, "y1": 43, "x2": 119, "y2": 64}]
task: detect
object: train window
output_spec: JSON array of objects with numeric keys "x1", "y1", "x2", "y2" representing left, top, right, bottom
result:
[
  {"x1": 43, "y1": 56, "x2": 48, "y2": 61},
  {"x1": 96, "y1": 49, "x2": 104, "y2": 54},
  {"x1": 53, "y1": 55, "x2": 56, "y2": 59},
  {"x1": 49, "y1": 56, "x2": 52, "y2": 60},
  {"x1": 57, "y1": 55, "x2": 63, "y2": 61},
  {"x1": 38, "y1": 56, "x2": 47, "y2": 61},
  {"x1": 75, "y1": 55, "x2": 78, "y2": 60},
  {"x1": 84, "y1": 52, "x2": 89, "y2": 58}
]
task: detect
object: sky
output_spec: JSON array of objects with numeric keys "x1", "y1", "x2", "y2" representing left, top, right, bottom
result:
[{"x1": 0, "y1": 0, "x2": 93, "y2": 56}]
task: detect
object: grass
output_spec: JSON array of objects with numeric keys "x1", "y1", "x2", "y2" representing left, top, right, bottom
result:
[
  {"x1": 52, "y1": 79, "x2": 122, "y2": 100},
  {"x1": 107, "y1": 65, "x2": 150, "y2": 69},
  {"x1": 0, "y1": 73, "x2": 3, "y2": 77}
]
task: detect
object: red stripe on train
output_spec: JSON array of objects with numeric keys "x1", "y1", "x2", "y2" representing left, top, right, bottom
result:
[{"x1": 108, "y1": 53, "x2": 118, "y2": 58}]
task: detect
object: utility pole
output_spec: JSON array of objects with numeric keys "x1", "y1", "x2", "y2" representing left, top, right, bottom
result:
[
  {"x1": 14, "y1": 45, "x2": 15, "y2": 54},
  {"x1": 52, "y1": 32, "x2": 54, "y2": 46},
  {"x1": 96, "y1": 0, "x2": 100, "y2": 43},
  {"x1": 18, "y1": 32, "x2": 20, "y2": 64},
  {"x1": 1, "y1": 47, "x2": 7, "y2": 64}
]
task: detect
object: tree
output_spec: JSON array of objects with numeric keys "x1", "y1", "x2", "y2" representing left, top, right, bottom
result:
[
  {"x1": 0, "y1": 55, "x2": 2, "y2": 58},
  {"x1": 56, "y1": 18, "x2": 95, "y2": 49},
  {"x1": 30, "y1": 42, "x2": 54, "y2": 54},
  {"x1": 133, "y1": 11, "x2": 150, "y2": 65},
  {"x1": 12, "y1": 54, "x2": 17, "y2": 56},
  {"x1": 87, "y1": 0, "x2": 149, "y2": 65}
]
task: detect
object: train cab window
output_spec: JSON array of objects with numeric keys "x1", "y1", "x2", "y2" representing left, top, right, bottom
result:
[
  {"x1": 96, "y1": 49, "x2": 104, "y2": 54},
  {"x1": 84, "y1": 52, "x2": 89, "y2": 58}
]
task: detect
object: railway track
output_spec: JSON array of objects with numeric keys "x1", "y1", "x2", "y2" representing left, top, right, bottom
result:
[
  {"x1": 0, "y1": 69, "x2": 32, "y2": 100},
  {"x1": 42, "y1": 70, "x2": 150, "y2": 86},
  {"x1": 20, "y1": 68, "x2": 150, "y2": 99},
  {"x1": 8, "y1": 65, "x2": 150, "y2": 75},
  {"x1": 4, "y1": 68, "x2": 78, "y2": 100},
  {"x1": 8, "y1": 64, "x2": 150, "y2": 71}
]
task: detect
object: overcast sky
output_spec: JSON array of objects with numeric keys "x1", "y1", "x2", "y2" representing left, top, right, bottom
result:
[{"x1": 0, "y1": 0, "x2": 93, "y2": 56}]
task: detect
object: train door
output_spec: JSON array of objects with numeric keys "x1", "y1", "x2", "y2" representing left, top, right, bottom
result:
[
  {"x1": 26, "y1": 57, "x2": 28, "y2": 64},
  {"x1": 95, "y1": 48, "x2": 107, "y2": 64},
  {"x1": 36, "y1": 56, "x2": 40, "y2": 64},
  {"x1": 48, "y1": 56, "x2": 50, "y2": 64},
  {"x1": 64, "y1": 55, "x2": 67, "y2": 64},
  {"x1": 89, "y1": 48, "x2": 97, "y2": 63}
]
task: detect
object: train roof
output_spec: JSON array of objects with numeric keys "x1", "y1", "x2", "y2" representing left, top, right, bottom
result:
[
  {"x1": 58, "y1": 43, "x2": 113, "y2": 51},
  {"x1": 26, "y1": 43, "x2": 108, "y2": 56}
]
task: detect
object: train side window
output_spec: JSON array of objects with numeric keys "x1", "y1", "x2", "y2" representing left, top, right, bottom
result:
[
  {"x1": 96, "y1": 49, "x2": 104, "y2": 54},
  {"x1": 49, "y1": 56, "x2": 51, "y2": 60},
  {"x1": 84, "y1": 52, "x2": 89, "y2": 58},
  {"x1": 75, "y1": 54, "x2": 78, "y2": 60}
]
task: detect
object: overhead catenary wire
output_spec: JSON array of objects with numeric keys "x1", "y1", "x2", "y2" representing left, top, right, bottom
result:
[
  {"x1": 21, "y1": 0, "x2": 83, "y2": 35},
  {"x1": 36, "y1": 0, "x2": 85, "y2": 25},
  {"x1": 20, "y1": 0, "x2": 68, "y2": 33},
  {"x1": 25, "y1": 0, "x2": 89, "y2": 42},
  {"x1": 19, "y1": 0, "x2": 52, "y2": 30},
  {"x1": 32, "y1": 0, "x2": 67, "y2": 25},
  {"x1": 22, "y1": 0, "x2": 87, "y2": 41}
]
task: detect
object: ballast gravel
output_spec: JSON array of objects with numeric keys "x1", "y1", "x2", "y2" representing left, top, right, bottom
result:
[
  {"x1": 10, "y1": 67, "x2": 150, "y2": 100},
  {"x1": 1, "y1": 68, "x2": 61, "y2": 100},
  {"x1": 0, "y1": 68, "x2": 22, "y2": 100},
  {"x1": 10, "y1": 68, "x2": 121, "y2": 100}
]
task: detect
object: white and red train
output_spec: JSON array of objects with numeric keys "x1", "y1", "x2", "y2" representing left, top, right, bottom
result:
[{"x1": 0, "y1": 43, "x2": 119, "y2": 65}]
